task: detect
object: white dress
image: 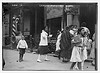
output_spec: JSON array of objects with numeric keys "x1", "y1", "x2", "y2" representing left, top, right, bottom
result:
[
  {"x1": 39, "y1": 30, "x2": 48, "y2": 46},
  {"x1": 56, "y1": 33, "x2": 62, "y2": 51},
  {"x1": 81, "y1": 37, "x2": 88, "y2": 61},
  {"x1": 70, "y1": 37, "x2": 83, "y2": 62},
  {"x1": 70, "y1": 46, "x2": 82, "y2": 62}
]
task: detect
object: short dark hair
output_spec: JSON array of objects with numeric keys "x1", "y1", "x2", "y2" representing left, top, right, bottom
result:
[
  {"x1": 68, "y1": 25, "x2": 74, "y2": 28},
  {"x1": 68, "y1": 25, "x2": 77, "y2": 29},
  {"x1": 42, "y1": 26, "x2": 47, "y2": 30},
  {"x1": 77, "y1": 27, "x2": 84, "y2": 34}
]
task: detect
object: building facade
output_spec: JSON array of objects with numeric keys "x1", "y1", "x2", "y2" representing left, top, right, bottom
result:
[{"x1": 2, "y1": 3, "x2": 97, "y2": 46}]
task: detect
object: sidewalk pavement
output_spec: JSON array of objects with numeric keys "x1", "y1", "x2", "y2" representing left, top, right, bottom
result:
[{"x1": 3, "y1": 49, "x2": 95, "y2": 71}]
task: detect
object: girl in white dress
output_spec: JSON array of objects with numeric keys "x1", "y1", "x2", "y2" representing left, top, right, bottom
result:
[
  {"x1": 70, "y1": 28, "x2": 84, "y2": 70},
  {"x1": 56, "y1": 31, "x2": 62, "y2": 51},
  {"x1": 81, "y1": 27, "x2": 90, "y2": 70}
]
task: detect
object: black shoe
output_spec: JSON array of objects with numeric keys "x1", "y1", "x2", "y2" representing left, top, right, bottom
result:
[
  {"x1": 91, "y1": 63, "x2": 95, "y2": 66},
  {"x1": 21, "y1": 59, "x2": 23, "y2": 61},
  {"x1": 58, "y1": 56, "x2": 60, "y2": 60},
  {"x1": 62, "y1": 60, "x2": 69, "y2": 63},
  {"x1": 19, "y1": 60, "x2": 22, "y2": 62},
  {"x1": 70, "y1": 68, "x2": 73, "y2": 70},
  {"x1": 19, "y1": 59, "x2": 22, "y2": 62},
  {"x1": 44, "y1": 59, "x2": 50, "y2": 61},
  {"x1": 16, "y1": 60, "x2": 19, "y2": 62},
  {"x1": 53, "y1": 55, "x2": 58, "y2": 57}
]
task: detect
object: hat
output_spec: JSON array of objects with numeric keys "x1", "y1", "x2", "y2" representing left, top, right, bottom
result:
[{"x1": 81, "y1": 27, "x2": 90, "y2": 34}]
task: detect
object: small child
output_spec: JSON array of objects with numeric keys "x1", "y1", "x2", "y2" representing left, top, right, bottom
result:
[
  {"x1": 17, "y1": 36, "x2": 28, "y2": 62},
  {"x1": 55, "y1": 31, "x2": 62, "y2": 59}
]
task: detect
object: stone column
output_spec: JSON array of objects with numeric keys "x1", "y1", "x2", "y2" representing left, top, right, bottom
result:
[
  {"x1": 72, "y1": 15, "x2": 79, "y2": 28},
  {"x1": 67, "y1": 14, "x2": 73, "y2": 26}
]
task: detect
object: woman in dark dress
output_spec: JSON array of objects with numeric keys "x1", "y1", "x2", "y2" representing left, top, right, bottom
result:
[{"x1": 60, "y1": 25, "x2": 77, "y2": 62}]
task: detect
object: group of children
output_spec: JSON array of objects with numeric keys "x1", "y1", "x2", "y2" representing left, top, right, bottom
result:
[
  {"x1": 17, "y1": 26, "x2": 52, "y2": 63},
  {"x1": 55, "y1": 25, "x2": 93, "y2": 70},
  {"x1": 70, "y1": 27, "x2": 90, "y2": 70},
  {"x1": 16, "y1": 25, "x2": 93, "y2": 71}
]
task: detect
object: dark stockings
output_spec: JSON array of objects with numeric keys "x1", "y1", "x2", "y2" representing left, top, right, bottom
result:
[
  {"x1": 70, "y1": 62, "x2": 81, "y2": 70},
  {"x1": 19, "y1": 54, "x2": 24, "y2": 62},
  {"x1": 70, "y1": 62, "x2": 76, "y2": 69},
  {"x1": 58, "y1": 50, "x2": 61, "y2": 59},
  {"x1": 77, "y1": 62, "x2": 81, "y2": 70}
]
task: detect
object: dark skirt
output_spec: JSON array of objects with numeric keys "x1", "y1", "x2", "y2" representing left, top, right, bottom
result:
[
  {"x1": 60, "y1": 47, "x2": 73, "y2": 59},
  {"x1": 37, "y1": 46, "x2": 50, "y2": 55},
  {"x1": 19, "y1": 48, "x2": 25, "y2": 54}
]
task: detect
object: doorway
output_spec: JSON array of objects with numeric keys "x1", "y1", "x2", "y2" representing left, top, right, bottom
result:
[
  {"x1": 47, "y1": 17, "x2": 62, "y2": 38},
  {"x1": 79, "y1": 4, "x2": 97, "y2": 38}
]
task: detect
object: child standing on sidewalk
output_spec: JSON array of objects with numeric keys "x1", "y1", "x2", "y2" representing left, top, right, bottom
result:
[
  {"x1": 80, "y1": 27, "x2": 90, "y2": 70},
  {"x1": 37, "y1": 26, "x2": 52, "y2": 63},
  {"x1": 17, "y1": 36, "x2": 28, "y2": 62},
  {"x1": 70, "y1": 28, "x2": 84, "y2": 70}
]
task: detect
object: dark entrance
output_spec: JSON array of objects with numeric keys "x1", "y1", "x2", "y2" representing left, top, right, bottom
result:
[
  {"x1": 30, "y1": 6, "x2": 45, "y2": 37},
  {"x1": 23, "y1": 6, "x2": 45, "y2": 49},
  {"x1": 47, "y1": 17, "x2": 61, "y2": 38},
  {"x1": 79, "y1": 4, "x2": 97, "y2": 38}
]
